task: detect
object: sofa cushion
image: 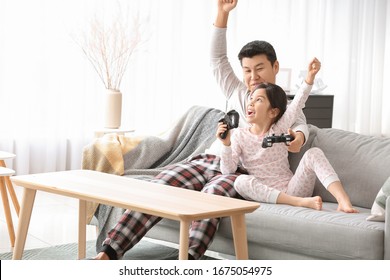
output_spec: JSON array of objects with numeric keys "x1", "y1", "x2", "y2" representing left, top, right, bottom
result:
[
  {"x1": 367, "y1": 177, "x2": 390, "y2": 222},
  {"x1": 310, "y1": 127, "x2": 390, "y2": 208},
  {"x1": 146, "y1": 202, "x2": 385, "y2": 260},
  {"x1": 216, "y1": 203, "x2": 385, "y2": 259}
]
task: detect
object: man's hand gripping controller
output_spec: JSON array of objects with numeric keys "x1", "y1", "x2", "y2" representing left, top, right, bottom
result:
[{"x1": 262, "y1": 133, "x2": 294, "y2": 148}]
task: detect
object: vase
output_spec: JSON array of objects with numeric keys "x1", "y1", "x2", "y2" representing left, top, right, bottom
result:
[{"x1": 104, "y1": 89, "x2": 122, "y2": 129}]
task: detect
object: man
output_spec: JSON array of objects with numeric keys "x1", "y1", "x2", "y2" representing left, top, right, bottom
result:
[
  {"x1": 90, "y1": 0, "x2": 308, "y2": 260},
  {"x1": 210, "y1": 0, "x2": 307, "y2": 153}
]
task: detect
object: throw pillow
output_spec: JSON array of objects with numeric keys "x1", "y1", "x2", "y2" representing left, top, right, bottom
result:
[{"x1": 367, "y1": 177, "x2": 390, "y2": 222}]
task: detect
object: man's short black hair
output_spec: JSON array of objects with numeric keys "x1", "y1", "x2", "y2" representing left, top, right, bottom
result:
[{"x1": 238, "y1": 40, "x2": 277, "y2": 66}]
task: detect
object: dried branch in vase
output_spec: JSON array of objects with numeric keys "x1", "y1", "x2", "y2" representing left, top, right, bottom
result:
[{"x1": 74, "y1": 12, "x2": 144, "y2": 91}]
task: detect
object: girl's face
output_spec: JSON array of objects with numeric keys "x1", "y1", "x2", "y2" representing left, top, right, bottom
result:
[{"x1": 246, "y1": 89, "x2": 278, "y2": 125}]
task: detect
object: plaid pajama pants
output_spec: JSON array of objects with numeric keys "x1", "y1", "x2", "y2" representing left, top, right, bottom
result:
[{"x1": 102, "y1": 154, "x2": 244, "y2": 260}]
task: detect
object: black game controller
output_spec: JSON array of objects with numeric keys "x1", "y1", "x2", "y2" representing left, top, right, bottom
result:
[
  {"x1": 218, "y1": 110, "x2": 240, "y2": 139},
  {"x1": 262, "y1": 133, "x2": 294, "y2": 148}
]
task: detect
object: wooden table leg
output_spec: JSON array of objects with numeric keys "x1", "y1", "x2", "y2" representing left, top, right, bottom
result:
[
  {"x1": 4, "y1": 176, "x2": 20, "y2": 216},
  {"x1": 0, "y1": 177, "x2": 15, "y2": 247},
  {"x1": 12, "y1": 188, "x2": 36, "y2": 260},
  {"x1": 178, "y1": 220, "x2": 190, "y2": 260},
  {"x1": 230, "y1": 214, "x2": 249, "y2": 260},
  {"x1": 78, "y1": 200, "x2": 87, "y2": 259},
  {"x1": 0, "y1": 160, "x2": 20, "y2": 216}
]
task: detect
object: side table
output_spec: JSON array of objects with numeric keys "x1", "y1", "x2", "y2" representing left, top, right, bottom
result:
[
  {"x1": 94, "y1": 128, "x2": 135, "y2": 138},
  {"x1": 0, "y1": 151, "x2": 20, "y2": 247}
]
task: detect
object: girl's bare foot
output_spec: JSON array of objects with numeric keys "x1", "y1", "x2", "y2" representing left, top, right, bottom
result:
[
  {"x1": 277, "y1": 193, "x2": 322, "y2": 210},
  {"x1": 327, "y1": 182, "x2": 358, "y2": 213},
  {"x1": 337, "y1": 201, "x2": 359, "y2": 213},
  {"x1": 300, "y1": 196, "x2": 322, "y2": 210}
]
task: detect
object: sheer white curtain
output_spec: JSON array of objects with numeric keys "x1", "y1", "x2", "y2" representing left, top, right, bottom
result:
[
  {"x1": 0, "y1": 0, "x2": 389, "y2": 175},
  {"x1": 230, "y1": 0, "x2": 390, "y2": 136}
]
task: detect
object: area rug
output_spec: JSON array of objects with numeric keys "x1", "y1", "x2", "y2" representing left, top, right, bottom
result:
[
  {"x1": 0, "y1": 239, "x2": 215, "y2": 260},
  {"x1": 0, "y1": 239, "x2": 176, "y2": 260}
]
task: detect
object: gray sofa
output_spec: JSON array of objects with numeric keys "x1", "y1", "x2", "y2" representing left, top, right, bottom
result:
[{"x1": 145, "y1": 125, "x2": 390, "y2": 259}]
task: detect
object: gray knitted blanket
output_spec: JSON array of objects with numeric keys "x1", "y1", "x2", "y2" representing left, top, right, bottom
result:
[{"x1": 93, "y1": 105, "x2": 224, "y2": 252}]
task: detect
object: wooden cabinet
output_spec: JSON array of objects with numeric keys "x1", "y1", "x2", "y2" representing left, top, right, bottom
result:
[{"x1": 287, "y1": 94, "x2": 334, "y2": 128}]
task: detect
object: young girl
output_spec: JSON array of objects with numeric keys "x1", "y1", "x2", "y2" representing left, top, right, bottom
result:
[{"x1": 217, "y1": 58, "x2": 357, "y2": 213}]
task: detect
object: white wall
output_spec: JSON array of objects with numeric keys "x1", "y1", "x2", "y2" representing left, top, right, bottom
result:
[{"x1": 0, "y1": 0, "x2": 389, "y2": 174}]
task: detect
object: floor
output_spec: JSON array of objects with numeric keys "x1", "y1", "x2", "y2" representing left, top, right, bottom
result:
[{"x1": 0, "y1": 184, "x2": 97, "y2": 254}]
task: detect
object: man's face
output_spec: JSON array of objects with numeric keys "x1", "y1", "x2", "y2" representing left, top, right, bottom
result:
[{"x1": 241, "y1": 54, "x2": 279, "y2": 92}]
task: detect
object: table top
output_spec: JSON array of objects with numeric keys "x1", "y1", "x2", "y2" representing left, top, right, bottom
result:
[
  {"x1": 0, "y1": 167, "x2": 15, "y2": 176},
  {"x1": 94, "y1": 128, "x2": 135, "y2": 133},
  {"x1": 0, "y1": 151, "x2": 16, "y2": 160},
  {"x1": 11, "y1": 170, "x2": 260, "y2": 221},
  {"x1": 94, "y1": 128, "x2": 135, "y2": 136}
]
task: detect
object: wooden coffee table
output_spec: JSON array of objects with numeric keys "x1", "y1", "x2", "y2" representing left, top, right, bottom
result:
[{"x1": 11, "y1": 170, "x2": 259, "y2": 260}]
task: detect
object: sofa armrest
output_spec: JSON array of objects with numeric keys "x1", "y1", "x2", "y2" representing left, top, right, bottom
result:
[{"x1": 385, "y1": 196, "x2": 390, "y2": 259}]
